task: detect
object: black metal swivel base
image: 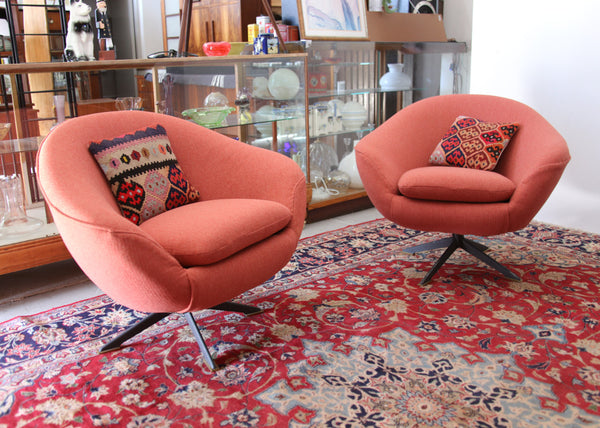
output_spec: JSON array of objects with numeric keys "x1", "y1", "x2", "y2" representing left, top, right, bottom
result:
[
  {"x1": 404, "y1": 234, "x2": 520, "y2": 285},
  {"x1": 100, "y1": 302, "x2": 263, "y2": 371}
]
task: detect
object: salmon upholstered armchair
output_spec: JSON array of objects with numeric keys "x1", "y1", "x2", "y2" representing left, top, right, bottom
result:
[
  {"x1": 355, "y1": 94, "x2": 571, "y2": 284},
  {"x1": 37, "y1": 110, "x2": 306, "y2": 370}
]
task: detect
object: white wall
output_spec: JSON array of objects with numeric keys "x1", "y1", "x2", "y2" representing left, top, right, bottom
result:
[
  {"x1": 470, "y1": 0, "x2": 600, "y2": 234},
  {"x1": 133, "y1": 0, "x2": 164, "y2": 59},
  {"x1": 442, "y1": 0, "x2": 473, "y2": 93}
]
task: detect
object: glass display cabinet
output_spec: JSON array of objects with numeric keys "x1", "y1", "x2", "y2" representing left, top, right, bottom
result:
[
  {"x1": 0, "y1": 54, "x2": 309, "y2": 274},
  {"x1": 0, "y1": 40, "x2": 467, "y2": 273},
  {"x1": 303, "y1": 40, "x2": 467, "y2": 221}
]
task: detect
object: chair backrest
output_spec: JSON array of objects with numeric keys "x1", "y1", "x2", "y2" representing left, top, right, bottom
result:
[{"x1": 38, "y1": 111, "x2": 231, "y2": 226}]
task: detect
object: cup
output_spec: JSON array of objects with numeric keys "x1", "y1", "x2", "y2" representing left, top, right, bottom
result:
[{"x1": 369, "y1": 0, "x2": 383, "y2": 11}]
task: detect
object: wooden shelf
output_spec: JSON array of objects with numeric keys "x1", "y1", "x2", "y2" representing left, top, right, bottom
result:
[
  {"x1": 307, "y1": 193, "x2": 372, "y2": 223},
  {"x1": 0, "y1": 235, "x2": 70, "y2": 275}
]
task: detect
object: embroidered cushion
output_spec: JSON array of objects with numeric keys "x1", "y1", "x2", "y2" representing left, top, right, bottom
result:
[
  {"x1": 429, "y1": 116, "x2": 519, "y2": 170},
  {"x1": 398, "y1": 166, "x2": 516, "y2": 203},
  {"x1": 89, "y1": 124, "x2": 200, "y2": 225}
]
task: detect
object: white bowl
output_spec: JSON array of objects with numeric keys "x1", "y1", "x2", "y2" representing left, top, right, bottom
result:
[
  {"x1": 254, "y1": 105, "x2": 278, "y2": 136},
  {"x1": 252, "y1": 76, "x2": 270, "y2": 98},
  {"x1": 268, "y1": 68, "x2": 300, "y2": 100},
  {"x1": 341, "y1": 101, "x2": 367, "y2": 130},
  {"x1": 204, "y1": 91, "x2": 229, "y2": 107},
  {"x1": 342, "y1": 118, "x2": 367, "y2": 130}
]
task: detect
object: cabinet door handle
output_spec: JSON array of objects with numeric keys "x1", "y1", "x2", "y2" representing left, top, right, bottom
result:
[
  {"x1": 205, "y1": 21, "x2": 210, "y2": 42},
  {"x1": 211, "y1": 20, "x2": 215, "y2": 42}
]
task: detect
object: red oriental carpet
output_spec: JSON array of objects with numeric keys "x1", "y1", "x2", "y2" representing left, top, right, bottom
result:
[{"x1": 1, "y1": 219, "x2": 600, "y2": 427}]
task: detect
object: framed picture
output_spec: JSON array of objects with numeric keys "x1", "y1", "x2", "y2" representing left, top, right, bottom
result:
[{"x1": 297, "y1": 0, "x2": 368, "y2": 40}]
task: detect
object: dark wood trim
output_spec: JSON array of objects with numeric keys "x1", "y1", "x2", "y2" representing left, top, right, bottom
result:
[{"x1": 306, "y1": 195, "x2": 373, "y2": 223}]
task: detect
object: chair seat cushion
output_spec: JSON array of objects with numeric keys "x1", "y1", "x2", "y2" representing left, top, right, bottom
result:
[
  {"x1": 398, "y1": 166, "x2": 516, "y2": 203},
  {"x1": 139, "y1": 198, "x2": 292, "y2": 266}
]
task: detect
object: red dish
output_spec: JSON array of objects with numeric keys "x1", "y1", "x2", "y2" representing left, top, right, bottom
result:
[{"x1": 202, "y1": 42, "x2": 231, "y2": 56}]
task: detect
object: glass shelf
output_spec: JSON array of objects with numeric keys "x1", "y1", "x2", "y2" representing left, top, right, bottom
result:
[
  {"x1": 308, "y1": 87, "x2": 417, "y2": 99},
  {"x1": 0, "y1": 137, "x2": 43, "y2": 155},
  {"x1": 0, "y1": 205, "x2": 58, "y2": 247},
  {"x1": 311, "y1": 125, "x2": 375, "y2": 138},
  {"x1": 308, "y1": 61, "x2": 373, "y2": 68},
  {"x1": 201, "y1": 112, "x2": 299, "y2": 130}
]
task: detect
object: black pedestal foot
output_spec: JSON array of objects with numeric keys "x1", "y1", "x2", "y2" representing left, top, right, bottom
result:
[
  {"x1": 100, "y1": 312, "x2": 170, "y2": 353},
  {"x1": 405, "y1": 234, "x2": 519, "y2": 285},
  {"x1": 99, "y1": 300, "x2": 263, "y2": 370}
]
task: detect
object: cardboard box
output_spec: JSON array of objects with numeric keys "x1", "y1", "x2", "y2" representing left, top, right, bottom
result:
[{"x1": 366, "y1": 12, "x2": 447, "y2": 42}]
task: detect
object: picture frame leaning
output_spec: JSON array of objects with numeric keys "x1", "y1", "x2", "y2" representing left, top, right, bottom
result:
[{"x1": 297, "y1": 0, "x2": 369, "y2": 40}]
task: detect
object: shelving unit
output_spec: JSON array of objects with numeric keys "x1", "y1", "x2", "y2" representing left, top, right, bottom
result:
[
  {"x1": 303, "y1": 40, "x2": 467, "y2": 221},
  {"x1": 3, "y1": 0, "x2": 77, "y2": 137},
  {"x1": 0, "y1": 39, "x2": 467, "y2": 273}
]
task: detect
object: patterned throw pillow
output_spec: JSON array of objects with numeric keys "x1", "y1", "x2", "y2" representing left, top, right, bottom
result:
[
  {"x1": 429, "y1": 116, "x2": 519, "y2": 170},
  {"x1": 89, "y1": 124, "x2": 200, "y2": 225}
]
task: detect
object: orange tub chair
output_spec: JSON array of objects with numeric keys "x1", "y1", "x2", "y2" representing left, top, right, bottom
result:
[
  {"x1": 356, "y1": 94, "x2": 570, "y2": 284},
  {"x1": 37, "y1": 110, "x2": 306, "y2": 370}
]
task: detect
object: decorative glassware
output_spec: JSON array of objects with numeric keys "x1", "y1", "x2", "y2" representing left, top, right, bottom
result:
[
  {"x1": 338, "y1": 140, "x2": 364, "y2": 189},
  {"x1": 202, "y1": 41, "x2": 231, "y2": 56},
  {"x1": 267, "y1": 68, "x2": 300, "y2": 100},
  {"x1": 115, "y1": 96, "x2": 143, "y2": 110},
  {"x1": 379, "y1": 63, "x2": 412, "y2": 91},
  {"x1": 54, "y1": 95, "x2": 66, "y2": 124},
  {"x1": 254, "y1": 104, "x2": 278, "y2": 136},
  {"x1": 1, "y1": 175, "x2": 43, "y2": 236},
  {"x1": 204, "y1": 91, "x2": 229, "y2": 107},
  {"x1": 326, "y1": 169, "x2": 351, "y2": 191},
  {"x1": 0, "y1": 123, "x2": 11, "y2": 140},
  {"x1": 235, "y1": 88, "x2": 252, "y2": 124},
  {"x1": 341, "y1": 101, "x2": 368, "y2": 130},
  {"x1": 310, "y1": 140, "x2": 338, "y2": 179}
]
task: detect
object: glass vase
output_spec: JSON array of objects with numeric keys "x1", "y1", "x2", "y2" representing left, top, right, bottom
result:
[{"x1": 1, "y1": 175, "x2": 43, "y2": 236}]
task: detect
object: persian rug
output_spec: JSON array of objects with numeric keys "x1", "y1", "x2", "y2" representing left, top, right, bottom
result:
[{"x1": 1, "y1": 219, "x2": 600, "y2": 427}]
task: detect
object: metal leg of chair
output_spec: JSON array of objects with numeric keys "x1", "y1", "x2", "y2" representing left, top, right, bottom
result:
[
  {"x1": 211, "y1": 302, "x2": 263, "y2": 316},
  {"x1": 100, "y1": 312, "x2": 170, "y2": 353},
  {"x1": 184, "y1": 312, "x2": 218, "y2": 371},
  {"x1": 404, "y1": 236, "x2": 455, "y2": 254},
  {"x1": 460, "y1": 234, "x2": 488, "y2": 252},
  {"x1": 420, "y1": 239, "x2": 460, "y2": 285},
  {"x1": 461, "y1": 238, "x2": 520, "y2": 281}
]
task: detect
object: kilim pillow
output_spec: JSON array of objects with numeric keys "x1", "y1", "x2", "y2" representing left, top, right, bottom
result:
[
  {"x1": 89, "y1": 124, "x2": 200, "y2": 225},
  {"x1": 429, "y1": 116, "x2": 519, "y2": 170}
]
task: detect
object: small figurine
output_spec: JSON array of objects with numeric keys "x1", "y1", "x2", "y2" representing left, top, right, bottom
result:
[
  {"x1": 64, "y1": 0, "x2": 95, "y2": 61},
  {"x1": 95, "y1": 0, "x2": 114, "y2": 52},
  {"x1": 235, "y1": 88, "x2": 252, "y2": 124}
]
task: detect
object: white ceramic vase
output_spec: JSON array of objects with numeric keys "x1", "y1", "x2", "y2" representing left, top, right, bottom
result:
[
  {"x1": 338, "y1": 142, "x2": 364, "y2": 189},
  {"x1": 379, "y1": 63, "x2": 411, "y2": 91}
]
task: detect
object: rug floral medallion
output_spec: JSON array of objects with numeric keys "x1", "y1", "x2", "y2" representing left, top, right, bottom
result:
[{"x1": 1, "y1": 220, "x2": 600, "y2": 427}]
